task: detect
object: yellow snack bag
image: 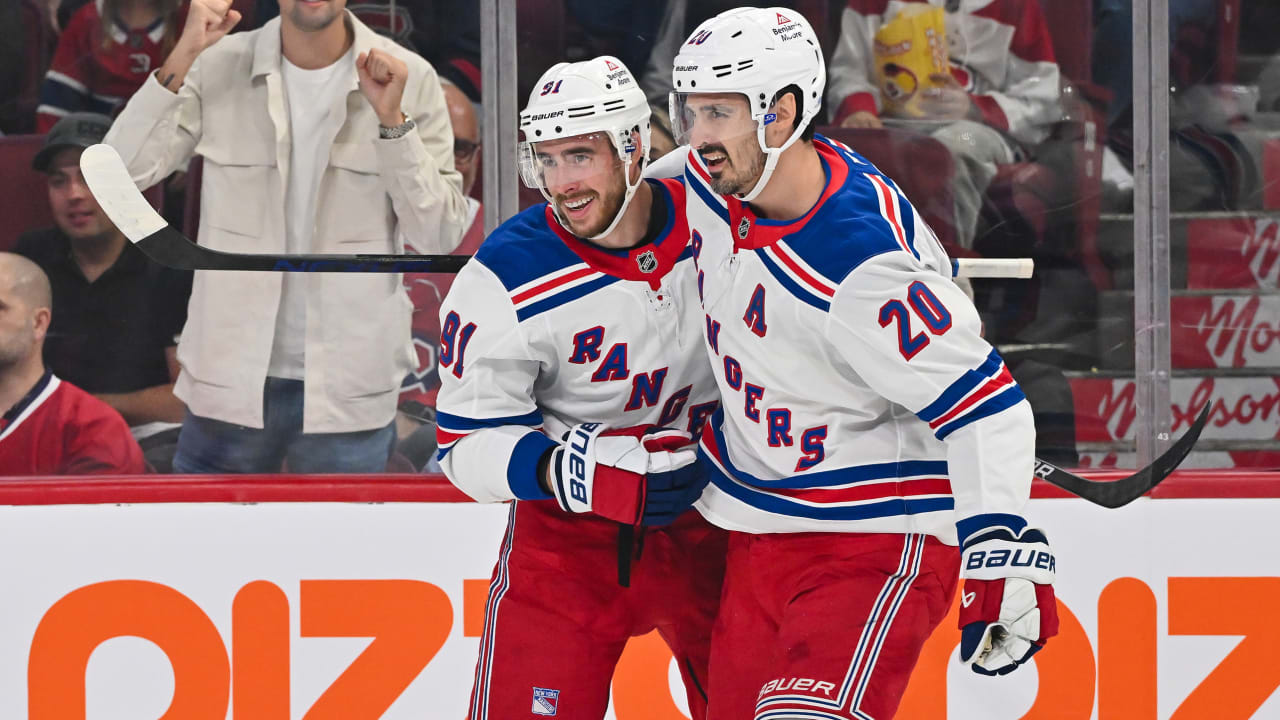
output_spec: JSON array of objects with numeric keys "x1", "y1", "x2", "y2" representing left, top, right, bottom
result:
[{"x1": 873, "y1": 5, "x2": 950, "y2": 118}]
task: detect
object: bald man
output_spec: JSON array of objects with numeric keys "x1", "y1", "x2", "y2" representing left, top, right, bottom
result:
[
  {"x1": 0, "y1": 253, "x2": 145, "y2": 475},
  {"x1": 442, "y1": 81, "x2": 480, "y2": 198},
  {"x1": 395, "y1": 81, "x2": 487, "y2": 469}
]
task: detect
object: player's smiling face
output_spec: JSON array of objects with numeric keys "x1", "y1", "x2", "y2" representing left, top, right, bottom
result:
[
  {"x1": 679, "y1": 93, "x2": 765, "y2": 196},
  {"x1": 534, "y1": 132, "x2": 628, "y2": 239}
]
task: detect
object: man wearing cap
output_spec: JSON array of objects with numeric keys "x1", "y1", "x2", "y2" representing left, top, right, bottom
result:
[{"x1": 15, "y1": 112, "x2": 192, "y2": 470}]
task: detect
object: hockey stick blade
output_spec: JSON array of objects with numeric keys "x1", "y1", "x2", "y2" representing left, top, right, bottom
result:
[
  {"x1": 1031, "y1": 405, "x2": 1211, "y2": 508},
  {"x1": 80, "y1": 143, "x2": 469, "y2": 273}
]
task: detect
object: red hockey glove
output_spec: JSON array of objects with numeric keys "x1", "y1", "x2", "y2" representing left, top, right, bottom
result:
[
  {"x1": 958, "y1": 526, "x2": 1059, "y2": 676},
  {"x1": 549, "y1": 423, "x2": 700, "y2": 525}
]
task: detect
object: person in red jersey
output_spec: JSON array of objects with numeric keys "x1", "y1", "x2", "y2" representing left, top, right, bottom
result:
[
  {"x1": 0, "y1": 253, "x2": 145, "y2": 476},
  {"x1": 36, "y1": 0, "x2": 188, "y2": 131}
]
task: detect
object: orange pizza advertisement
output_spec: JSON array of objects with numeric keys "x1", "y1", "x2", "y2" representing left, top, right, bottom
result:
[{"x1": 2, "y1": 482, "x2": 1278, "y2": 719}]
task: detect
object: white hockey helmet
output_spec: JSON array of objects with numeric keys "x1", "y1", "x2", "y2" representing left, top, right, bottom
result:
[
  {"x1": 670, "y1": 7, "x2": 826, "y2": 202},
  {"x1": 518, "y1": 56, "x2": 652, "y2": 240}
]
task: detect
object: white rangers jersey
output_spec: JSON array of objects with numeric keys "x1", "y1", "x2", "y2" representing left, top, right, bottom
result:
[
  {"x1": 683, "y1": 136, "x2": 1036, "y2": 545},
  {"x1": 436, "y1": 179, "x2": 720, "y2": 504}
]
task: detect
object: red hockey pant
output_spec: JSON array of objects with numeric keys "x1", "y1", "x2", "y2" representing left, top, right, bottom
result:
[
  {"x1": 707, "y1": 531, "x2": 959, "y2": 720},
  {"x1": 467, "y1": 500, "x2": 728, "y2": 720}
]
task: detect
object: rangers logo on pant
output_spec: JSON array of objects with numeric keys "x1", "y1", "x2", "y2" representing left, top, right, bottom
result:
[{"x1": 532, "y1": 687, "x2": 560, "y2": 716}]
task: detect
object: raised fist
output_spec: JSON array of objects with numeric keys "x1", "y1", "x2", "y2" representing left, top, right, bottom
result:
[
  {"x1": 176, "y1": 0, "x2": 241, "y2": 57},
  {"x1": 358, "y1": 49, "x2": 410, "y2": 128}
]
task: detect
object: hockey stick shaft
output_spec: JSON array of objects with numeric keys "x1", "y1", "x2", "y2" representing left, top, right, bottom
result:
[
  {"x1": 80, "y1": 144, "x2": 469, "y2": 274},
  {"x1": 1030, "y1": 405, "x2": 1211, "y2": 508},
  {"x1": 86, "y1": 144, "x2": 1034, "y2": 278}
]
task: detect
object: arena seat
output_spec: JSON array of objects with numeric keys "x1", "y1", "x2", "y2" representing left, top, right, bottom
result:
[
  {"x1": 0, "y1": 134, "x2": 164, "y2": 252},
  {"x1": 0, "y1": 135, "x2": 55, "y2": 251}
]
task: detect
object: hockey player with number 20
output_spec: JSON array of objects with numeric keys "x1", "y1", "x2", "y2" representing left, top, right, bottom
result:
[
  {"x1": 666, "y1": 8, "x2": 1059, "y2": 719},
  {"x1": 435, "y1": 57, "x2": 726, "y2": 720}
]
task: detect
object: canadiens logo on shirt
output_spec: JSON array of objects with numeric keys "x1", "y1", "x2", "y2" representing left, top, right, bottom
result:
[
  {"x1": 531, "y1": 687, "x2": 560, "y2": 715},
  {"x1": 129, "y1": 53, "x2": 151, "y2": 73}
]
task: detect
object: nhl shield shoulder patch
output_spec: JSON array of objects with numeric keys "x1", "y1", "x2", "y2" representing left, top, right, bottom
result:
[{"x1": 532, "y1": 687, "x2": 560, "y2": 715}]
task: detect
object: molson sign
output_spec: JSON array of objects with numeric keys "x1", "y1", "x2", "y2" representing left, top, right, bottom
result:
[
  {"x1": 1186, "y1": 217, "x2": 1280, "y2": 290},
  {"x1": 1170, "y1": 294, "x2": 1280, "y2": 369},
  {"x1": 1070, "y1": 375, "x2": 1280, "y2": 444},
  {"x1": 3, "y1": 492, "x2": 1280, "y2": 718}
]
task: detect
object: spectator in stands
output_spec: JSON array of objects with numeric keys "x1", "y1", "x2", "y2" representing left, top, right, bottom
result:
[
  {"x1": 15, "y1": 113, "x2": 191, "y2": 471},
  {"x1": 827, "y1": 0, "x2": 1062, "y2": 249},
  {"x1": 0, "y1": 252, "x2": 146, "y2": 475},
  {"x1": 1093, "y1": 0, "x2": 1217, "y2": 131},
  {"x1": 36, "y1": 0, "x2": 186, "y2": 132},
  {"x1": 106, "y1": 0, "x2": 468, "y2": 474},
  {"x1": 395, "y1": 80, "x2": 483, "y2": 471},
  {"x1": 1092, "y1": 0, "x2": 1217, "y2": 209}
]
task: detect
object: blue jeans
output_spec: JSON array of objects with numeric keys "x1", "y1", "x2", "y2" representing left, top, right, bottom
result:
[{"x1": 173, "y1": 377, "x2": 396, "y2": 474}]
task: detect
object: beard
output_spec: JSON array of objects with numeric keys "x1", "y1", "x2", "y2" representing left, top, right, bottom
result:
[
  {"x1": 0, "y1": 325, "x2": 34, "y2": 370},
  {"x1": 705, "y1": 143, "x2": 766, "y2": 196},
  {"x1": 555, "y1": 171, "x2": 627, "y2": 239},
  {"x1": 288, "y1": 1, "x2": 341, "y2": 31}
]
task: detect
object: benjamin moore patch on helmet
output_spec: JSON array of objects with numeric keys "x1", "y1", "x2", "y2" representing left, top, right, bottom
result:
[{"x1": 763, "y1": 113, "x2": 777, "y2": 125}]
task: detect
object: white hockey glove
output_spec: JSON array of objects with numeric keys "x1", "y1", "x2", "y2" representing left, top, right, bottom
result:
[
  {"x1": 958, "y1": 526, "x2": 1059, "y2": 676},
  {"x1": 548, "y1": 423, "x2": 702, "y2": 526}
]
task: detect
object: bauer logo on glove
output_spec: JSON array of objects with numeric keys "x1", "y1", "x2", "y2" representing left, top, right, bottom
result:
[
  {"x1": 549, "y1": 423, "x2": 707, "y2": 526},
  {"x1": 957, "y1": 525, "x2": 1059, "y2": 676}
]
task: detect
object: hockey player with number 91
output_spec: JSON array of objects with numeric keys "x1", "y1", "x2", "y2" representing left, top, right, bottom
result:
[
  {"x1": 665, "y1": 7, "x2": 1059, "y2": 719},
  {"x1": 435, "y1": 56, "x2": 726, "y2": 720}
]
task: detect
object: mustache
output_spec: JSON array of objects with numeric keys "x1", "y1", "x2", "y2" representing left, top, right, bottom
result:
[
  {"x1": 698, "y1": 144, "x2": 730, "y2": 162},
  {"x1": 554, "y1": 191, "x2": 597, "y2": 204}
]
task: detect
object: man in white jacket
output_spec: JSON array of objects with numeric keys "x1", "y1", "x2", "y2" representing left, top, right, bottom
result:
[{"x1": 106, "y1": 0, "x2": 468, "y2": 473}]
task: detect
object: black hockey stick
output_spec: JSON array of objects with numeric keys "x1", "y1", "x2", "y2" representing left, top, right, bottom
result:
[
  {"x1": 1032, "y1": 405, "x2": 1210, "y2": 508},
  {"x1": 79, "y1": 143, "x2": 469, "y2": 273}
]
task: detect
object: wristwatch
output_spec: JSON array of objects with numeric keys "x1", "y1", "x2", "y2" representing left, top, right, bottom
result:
[{"x1": 379, "y1": 114, "x2": 416, "y2": 140}]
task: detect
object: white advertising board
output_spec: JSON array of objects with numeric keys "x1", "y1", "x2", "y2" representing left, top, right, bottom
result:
[{"x1": 2, "y1": 497, "x2": 1278, "y2": 719}]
